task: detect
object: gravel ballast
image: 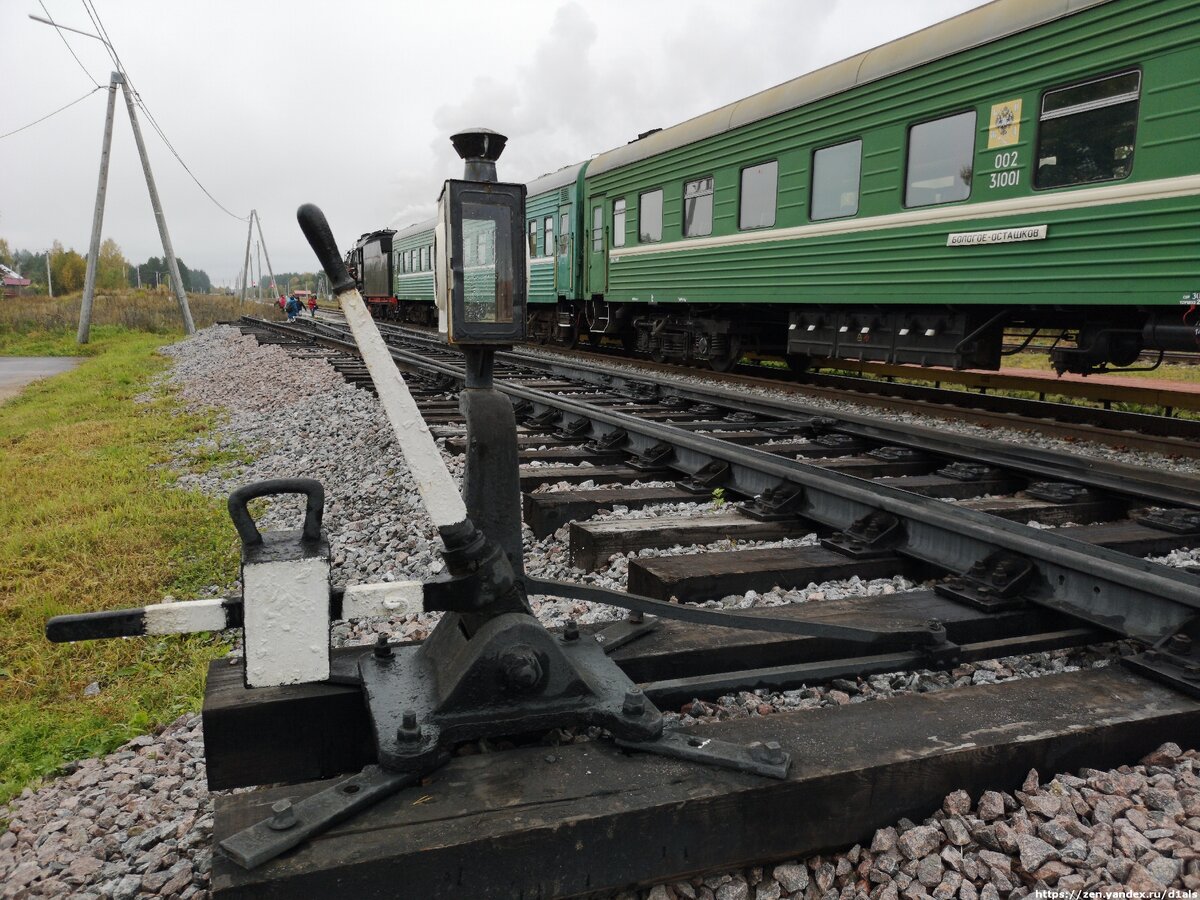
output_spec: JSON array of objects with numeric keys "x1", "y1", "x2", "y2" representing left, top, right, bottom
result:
[{"x1": 2, "y1": 325, "x2": 1197, "y2": 899}]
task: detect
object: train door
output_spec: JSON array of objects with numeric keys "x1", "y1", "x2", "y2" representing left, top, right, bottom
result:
[
  {"x1": 556, "y1": 206, "x2": 572, "y2": 297},
  {"x1": 587, "y1": 197, "x2": 607, "y2": 297}
]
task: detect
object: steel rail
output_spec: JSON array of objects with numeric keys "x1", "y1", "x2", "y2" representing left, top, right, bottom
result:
[
  {"x1": 515, "y1": 351, "x2": 1200, "y2": 508},
  {"x1": 315, "y1": 308, "x2": 1200, "y2": 436},
  {"x1": 258, "y1": 317, "x2": 1200, "y2": 510},
  {"x1": 514, "y1": 344, "x2": 1200, "y2": 448},
  {"x1": 241, "y1": 317, "x2": 1200, "y2": 644},
  {"x1": 507, "y1": 385, "x2": 1200, "y2": 644}
]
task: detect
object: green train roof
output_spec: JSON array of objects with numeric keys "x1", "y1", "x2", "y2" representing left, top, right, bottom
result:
[
  {"x1": 525, "y1": 161, "x2": 588, "y2": 198},
  {"x1": 587, "y1": 0, "x2": 1110, "y2": 178},
  {"x1": 393, "y1": 218, "x2": 436, "y2": 241}
]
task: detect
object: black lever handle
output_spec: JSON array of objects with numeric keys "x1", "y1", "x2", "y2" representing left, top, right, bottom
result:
[
  {"x1": 297, "y1": 203, "x2": 355, "y2": 294},
  {"x1": 227, "y1": 478, "x2": 325, "y2": 548}
]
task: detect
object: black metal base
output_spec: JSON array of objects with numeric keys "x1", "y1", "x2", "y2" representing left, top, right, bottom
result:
[{"x1": 359, "y1": 611, "x2": 663, "y2": 772}]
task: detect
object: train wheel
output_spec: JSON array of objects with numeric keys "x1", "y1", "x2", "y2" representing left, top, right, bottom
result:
[
  {"x1": 707, "y1": 338, "x2": 742, "y2": 373},
  {"x1": 788, "y1": 354, "x2": 812, "y2": 378},
  {"x1": 561, "y1": 310, "x2": 587, "y2": 349},
  {"x1": 526, "y1": 313, "x2": 548, "y2": 344}
]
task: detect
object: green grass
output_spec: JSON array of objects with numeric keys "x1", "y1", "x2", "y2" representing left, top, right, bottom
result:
[
  {"x1": 0, "y1": 328, "x2": 241, "y2": 805},
  {"x1": 999, "y1": 349, "x2": 1200, "y2": 383},
  {"x1": 0, "y1": 291, "x2": 264, "y2": 357}
]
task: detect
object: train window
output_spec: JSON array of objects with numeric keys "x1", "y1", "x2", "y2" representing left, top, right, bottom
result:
[
  {"x1": 739, "y1": 161, "x2": 777, "y2": 229},
  {"x1": 683, "y1": 176, "x2": 714, "y2": 237},
  {"x1": 592, "y1": 206, "x2": 602, "y2": 252},
  {"x1": 423, "y1": 246, "x2": 430, "y2": 270},
  {"x1": 1036, "y1": 70, "x2": 1140, "y2": 189},
  {"x1": 559, "y1": 213, "x2": 569, "y2": 255},
  {"x1": 639, "y1": 189, "x2": 663, "y2": 243},
  {"x1": 811, "y1": 140, "x2": 862, "y2": 221},
  {"x1": 612, "y1": 199, "x2": 627, "y2": 248},
  {"x1": 904, "y1": 111, "x2": 975, "y2": 207},
  {"x1": 398, "y1": 251, "x2": 406, "y2": 274},
  {"x1": 528, "y1": 221, "x2": 538, "y2": 257},
  {"x1": 544, "y1": 217, "x2": 554, "y2": 258}
]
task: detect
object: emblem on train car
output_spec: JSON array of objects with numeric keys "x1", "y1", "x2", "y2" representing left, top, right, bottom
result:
[{"x1": 987, "y1": 99, "x2": 1022, "y2": 149}]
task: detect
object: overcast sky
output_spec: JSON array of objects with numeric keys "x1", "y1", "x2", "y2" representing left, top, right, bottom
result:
[{"x1": 2, "y1": 0, "x2": 991, "y2": 287}]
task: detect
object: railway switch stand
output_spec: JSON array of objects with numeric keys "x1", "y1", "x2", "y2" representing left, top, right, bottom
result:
[{"x1": 47, "y1": 131, "x2": 954, "y2": 881}]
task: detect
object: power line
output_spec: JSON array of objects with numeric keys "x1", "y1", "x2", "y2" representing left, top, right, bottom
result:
[
  {"x1": 80, "y1": 0, "x2": 124, "y2": 78},
  {"x1": 133, "y1": 97, "x2": 249, "y2": 222},
  {"x1": 0, "y1": 86, "x2": 103, "y2": 141},
  {"x1": 39, "y1": 1, "x2": 100, "y2": 87},
  {"x1": 75, "y1": 0, "x2": 250, "y2": 223}
]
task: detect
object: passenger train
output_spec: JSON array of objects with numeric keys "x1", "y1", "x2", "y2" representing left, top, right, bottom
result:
[{"x1": 345, "y1": 0, "x2": 1200, "y2": 375}]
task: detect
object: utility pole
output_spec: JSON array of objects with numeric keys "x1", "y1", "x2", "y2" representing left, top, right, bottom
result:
[
  {"x1": 240, "y1": 213, "x2": 253, "y2": 303},
  {"x1": 252, "y1": 211, "x2": 280, "y2": 302},
  {"x1": 256, "y1": 240, "x2": 263, "y2": 301},
  {"x1": 75, "y1": 72, "x2": 197, "y2": 340},
  {"x1": 117, "y1": 78, "x2": 194, "y2": 334},
  {"x1": 31, "y1": 15, "x2": 196, "y2": 338},
  {"x1": 77, "y1": 72, "x2": 120, "y2": 343},
  {"x1": 46, "y1": 249, "x2": 53, "y2": 298},
  {"x1": 136, "y1": 266, "x2": 141, "y2": 289}
]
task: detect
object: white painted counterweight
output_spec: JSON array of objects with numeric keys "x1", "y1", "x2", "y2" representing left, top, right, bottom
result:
[
  {"x1": 242, "y1": 556, "x2": 331, "y2": 688},
  {"x1": 335, "y1": 286, "x2": 468, "y2": 530}
]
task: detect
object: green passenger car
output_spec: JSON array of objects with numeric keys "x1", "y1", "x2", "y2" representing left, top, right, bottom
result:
[
  {"x1": 390, "y1": 219, "x2": 437, "y2": 324},
  {"x1": 523, "y1": 162, "x2": 589, "y2": 343},
  {"x1": 578, "y1": 0, "x2": 1200, "y2": 373}
]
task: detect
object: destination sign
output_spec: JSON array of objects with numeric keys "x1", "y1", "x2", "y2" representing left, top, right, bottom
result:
[{"x1": 946, "y1": 225, "x2": 1047, "y2": 247}]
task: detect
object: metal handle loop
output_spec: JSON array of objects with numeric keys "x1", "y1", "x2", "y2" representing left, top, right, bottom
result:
[{"x1": 227, "y1": 478, "x2": 325, "y2": 548}]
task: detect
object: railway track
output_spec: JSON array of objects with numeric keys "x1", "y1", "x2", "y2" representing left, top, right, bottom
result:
[
  {"x1": 215, "y1": 316, "x2": 1200, "y2": 898},
  {"x1": 307, "y1": 308, "x2": 1200, "y2": 456}
]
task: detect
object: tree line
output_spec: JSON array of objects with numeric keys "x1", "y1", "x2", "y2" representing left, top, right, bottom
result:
[
  {"x1": 0, "y1": 237, "x2": 212, "y2": 294},
  {"x1": 255, "y1": 272, "x2": 324, "y2": 296}
]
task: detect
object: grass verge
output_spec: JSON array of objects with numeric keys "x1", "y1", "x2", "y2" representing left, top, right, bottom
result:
[
  {"x1": 0, "y1": 327, "x2": 242, "y2": 805},
  {"x1": 0, "y1": 291, "x2": 267, "y2": 356}
]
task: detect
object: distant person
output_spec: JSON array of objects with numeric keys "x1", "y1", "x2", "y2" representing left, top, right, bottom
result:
[
  {"x1": 307, "y1": 295, "x2": 318, "y2": 318},
  {"x1": 278, "y1": 295, "x2": 287, "y2": 315},
  {"x1": 286, "y1": 295, "x2": 301, "y2": 322}
]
